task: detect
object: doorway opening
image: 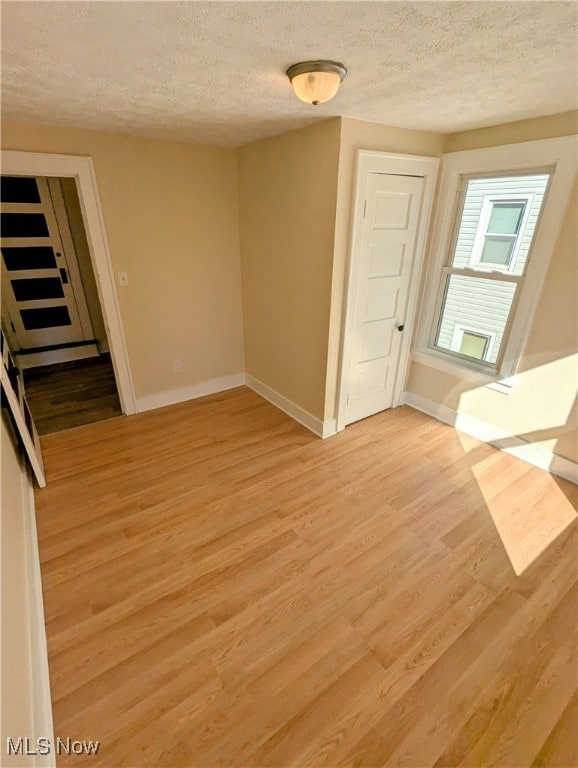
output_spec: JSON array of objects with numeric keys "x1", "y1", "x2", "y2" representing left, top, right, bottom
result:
[
  {"x1": 1, "y1": 160, "x2": 132, "y2": 434},
  {"x1": 1, "y1": 173, "x2": 121, "y2": 433}
]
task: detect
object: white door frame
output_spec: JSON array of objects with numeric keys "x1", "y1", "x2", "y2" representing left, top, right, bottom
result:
[
  {"x1": 1, "y1": 150, "x2": 137, "y2": 415},
  {"x1": 336, "y1": 150, "x2": 439, "y2": 433}
]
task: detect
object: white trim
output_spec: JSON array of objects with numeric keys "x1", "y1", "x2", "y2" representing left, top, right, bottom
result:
[
  {"x1": 1, "y1": 150, "x2": 137, "y2": 415},
  {"x1": 17, "y1": 343, "x2": 99, "y2": 369},
  {"x1": 24, "y1": 474, "x2": 56, "y2": 767},
  {"x1": 320, "y1": 419, "x2": 337, "y2": 439},
  {"x1": 404, "y1": 391, "x2": 578, "y2": 484},
  {"x1": 137, "y1": 373, "x2": 246, "y2": 413},
  {"x1": 1, "y1": 351, "x2": 46, "y2": 487},
  {"x1": 336, "y1": 149, "x2": 440, "y2": 432},
  {"x1": 246, "y1": 374, "x2": 336, "y2": 439},
  {"x1": 404, "y1": 390, "x2": 457, "y2": 426},
  {"x1": 415, "y1": 136, "x2": 577, "y2": 384}
]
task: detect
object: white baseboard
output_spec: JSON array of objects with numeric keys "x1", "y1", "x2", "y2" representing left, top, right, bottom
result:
[
  {"x1": 25, "y1": 473, "x2": 56, "y2": 767},
  {"x1": 404, "y1": 391, "x2": 577, "y2": 484},
  {"x1": 246, "y1": 374, "x2": 336, "y2": 439},
  {"x1": 321, "y1": 419, "x2": 338, "y2": 439},
  {"x1": 404, "y1": 392, "x2": 457, "y2": 428},
  {"x1": 127, "y1": 370, "x2": 340, "y2": 439},
  {"x1": 136, "y1": 373, "x2": 246, "y2": 413}
]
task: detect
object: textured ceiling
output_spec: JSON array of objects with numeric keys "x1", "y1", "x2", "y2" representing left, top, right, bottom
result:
[{"x1": 1, "y1": 1, "x2": 577, "y2": 147}]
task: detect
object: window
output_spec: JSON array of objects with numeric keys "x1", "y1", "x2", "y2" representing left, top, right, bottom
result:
[
  {"x1": 431, "y1": 173, "x2": 549, "y2": 371},
  {"x1": 413, "y1": 136, "x2": 577, "y2": 390}
]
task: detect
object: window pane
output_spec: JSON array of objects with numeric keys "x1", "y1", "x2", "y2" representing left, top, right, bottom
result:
[
  {"x1": 1, "y1": 213, "x2": 49, "y2": 238},
  {"x1": 487, "y1": 202, "x2": 524, "y2": 234},
  {"x1": 451, "y1": 174, "x2": 550, "y2": 275},
  {"x1": 480, "y1": 235, "x2": 515, "y2": 266},
  {"x1": 436, "y1": 274, "x2": 517, "y2": 365},
  {"x1": 2, "y1": 246, "x2": 57, "y2": 270},
  {"x1": 11, "y1": 278, "x2": 64, "y2": 302},
  {"x1": 20, "y1": 306, "x2": 71, "y2": 330},
  {"x1": 459, "y1": 332, "x2": 488, "y2": 360},
  {"x1": 1, "y1": 176, "x2": 41, "y2": 204}
]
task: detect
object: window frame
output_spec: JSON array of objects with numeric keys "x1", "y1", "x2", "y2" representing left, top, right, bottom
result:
[{"x1": 413, "y1": 136, "x2": 577, "y2": 393}]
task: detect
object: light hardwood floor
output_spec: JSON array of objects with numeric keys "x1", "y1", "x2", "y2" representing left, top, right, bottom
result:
[{"x1": 34, "y1": 387, "x2": 577, "y2": 767}]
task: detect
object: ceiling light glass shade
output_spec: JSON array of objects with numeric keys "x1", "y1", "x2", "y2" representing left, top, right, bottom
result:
[{"x1": 286, "y1": 61, "x2": 347, "y2": 105}]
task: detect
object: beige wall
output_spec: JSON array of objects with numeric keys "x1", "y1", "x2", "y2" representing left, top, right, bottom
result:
[
  {"x1": 1, "y1": 415, "x2": 49, "y2": 767},
  {"x1": 324, "y1": 118, "x2": 445, "y2": 421},
  {"x1": 407, "y1": 113, "x2": 578, "y2": 463},
  {"x1": 444, "y1": 110, "x2": 578, "y2": 152},
  {"x1": 1, "y1": 121, "x2": 245, "y2": 402},
  {"x1": 238, "y1": 119, "x2": 341, "y2": 419}
]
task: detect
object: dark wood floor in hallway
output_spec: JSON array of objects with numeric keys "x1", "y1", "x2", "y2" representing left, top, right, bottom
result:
[
  {"x1": 34, "y1": 387, "x2": 577, "y2": 767},
  {"x1": 24, "y1": 353, "x2": 122, "y2": 435}
]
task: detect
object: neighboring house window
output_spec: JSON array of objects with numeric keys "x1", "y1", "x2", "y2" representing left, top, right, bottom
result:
[
  {"x1": 450, "y1": 325, "x2": 496, "y2": 362},
  {"x1": 413, "y1": 136, "x2": 576, "y2": 390},
  {"x1": 470, "y1": 194, "x2": 533, "y2": 271}
]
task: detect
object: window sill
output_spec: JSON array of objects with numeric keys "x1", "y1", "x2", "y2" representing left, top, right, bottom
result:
[{"x1": 411, "y1": 350, "x2": 515, "y2": 394}]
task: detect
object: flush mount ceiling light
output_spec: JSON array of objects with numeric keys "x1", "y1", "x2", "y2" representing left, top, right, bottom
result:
[{"x1": 286, "y1": 61, "x2": 347, "y2": 105}]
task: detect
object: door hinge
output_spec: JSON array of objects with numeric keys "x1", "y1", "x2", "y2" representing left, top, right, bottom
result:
[
  {"x1": 346, "y1": 393, "x2": 350, "y2": 405},
  {"x1": 363, "y1": 200, "x2": 367, "y2": 219}
]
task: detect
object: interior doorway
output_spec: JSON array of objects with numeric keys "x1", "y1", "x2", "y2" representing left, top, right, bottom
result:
[
  {"x1": 1, "y1": 172, "x2": 123, "y2": 434},
  {"x1": 2, "y1": 150, "x2": 137, "y2": 422}
]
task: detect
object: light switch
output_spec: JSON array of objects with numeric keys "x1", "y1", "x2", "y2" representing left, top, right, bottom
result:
[{"x1": 118, "y1": 271, "x2": 129, "y2": 287}]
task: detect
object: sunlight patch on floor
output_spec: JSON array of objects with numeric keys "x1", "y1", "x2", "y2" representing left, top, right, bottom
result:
[{"x1": 457, "y1": 431, "x2": 576, "y2": 575}]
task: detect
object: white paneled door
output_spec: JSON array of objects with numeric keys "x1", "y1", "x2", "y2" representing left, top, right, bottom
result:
[
  {"x1": 1, "y1": 176, "x2": 91, "y2": 350},
  {"x1": 344, "y1": 172, "x2": 425, "y2": 425}
]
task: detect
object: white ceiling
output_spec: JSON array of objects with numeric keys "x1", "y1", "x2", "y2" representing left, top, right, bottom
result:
[{"x1": 1, "y1": 1, "x2": 576, "y2": 147}]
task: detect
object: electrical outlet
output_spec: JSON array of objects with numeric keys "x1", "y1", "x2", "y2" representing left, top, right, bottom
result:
[
  {"x1": 118, "y1": 271, "x2": 129, "y2": 287},
  {"x1": 172, "y1": 360, "x2": 182, "y2": 373}
]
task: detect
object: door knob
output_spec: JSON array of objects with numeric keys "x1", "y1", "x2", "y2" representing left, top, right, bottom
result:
[{"x1": 396, "y1": 323, "x2": 404, "y2": 332}]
